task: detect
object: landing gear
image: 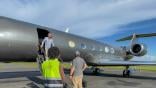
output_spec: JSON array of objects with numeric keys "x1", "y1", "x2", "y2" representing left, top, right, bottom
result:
[
  {"x1": 123, "y1": 66, "x2": 131, "y2": 77},
  {"x1": 91, "y1": 67, "x2": 101, "y2": 74}
]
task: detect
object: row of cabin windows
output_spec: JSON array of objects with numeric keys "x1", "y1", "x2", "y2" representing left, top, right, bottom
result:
[{"x1": 80, "y1": 43, "x2": 115, "y2": 54}]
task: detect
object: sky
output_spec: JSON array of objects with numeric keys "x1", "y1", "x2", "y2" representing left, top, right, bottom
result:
[{"x1": 0, "y1": 0, "x2": 155, "y2": 61}]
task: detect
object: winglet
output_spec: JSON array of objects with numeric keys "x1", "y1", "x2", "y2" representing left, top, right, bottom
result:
[{"x1": 116, "y1": 33, "x2": 156, "y2": 42}]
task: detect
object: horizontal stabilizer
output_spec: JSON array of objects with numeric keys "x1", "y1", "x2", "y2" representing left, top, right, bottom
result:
[{"x1": 117, "y1": 33, "x2": 156, "y2": 42}]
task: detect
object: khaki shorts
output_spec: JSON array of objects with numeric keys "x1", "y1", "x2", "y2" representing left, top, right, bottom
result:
[{"x1": 72, "y1": 75, "x2": 83, "y2": 88}]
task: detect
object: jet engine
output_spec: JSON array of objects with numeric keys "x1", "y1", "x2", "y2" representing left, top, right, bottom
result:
[{"x1": 130, "y1": 44, "x2": 147, "y2": 56}]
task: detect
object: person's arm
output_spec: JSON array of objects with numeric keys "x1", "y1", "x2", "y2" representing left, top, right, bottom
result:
[
  {"x1": 70, "y1": 65, "x2": 75, "y2": 76},
  {"x1": 82, "y1": 64, "x2": 87, "y2": 71},
  {"x1": 59, "y1": 63, "x2": 65, "y2": 81},
  {"x1": 82, "y1": 60, "x2": 87, "y2": 71},
  {"x1": 41, "y1": 37, "x2": 46, "y2": 48},
  {"x1": 69, "y1": 65, "x2": 75, "y2": 80},
  {"x1": 52, "y1": 39, "x2": 55, "y2": 46},
  {"x1": 70, "y1": 60, "x2": 75, "y2": 79},
  {"x1": 41, "y1": 62, "x2": 45, "y2": 76}
]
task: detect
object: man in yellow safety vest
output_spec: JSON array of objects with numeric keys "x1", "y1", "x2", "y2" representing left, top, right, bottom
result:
[{"x1": 41, "y1": 47, "x2": 65, "y2": 88}]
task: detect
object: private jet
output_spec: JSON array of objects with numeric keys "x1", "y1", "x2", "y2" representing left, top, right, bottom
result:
[{"x1": 0, "y1": 16, "x2": 156, "y2": 77}]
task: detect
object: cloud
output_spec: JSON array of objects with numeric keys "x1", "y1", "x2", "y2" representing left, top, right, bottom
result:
[
  {"x1": 0, "y1": 0, "x2": 156, "y2": 38},
  {"x1": 0, "y1": 0, "x2": 155, "y2": 59}
]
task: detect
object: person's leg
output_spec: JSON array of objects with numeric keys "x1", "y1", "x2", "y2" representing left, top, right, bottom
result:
[
  {"x1": 45, "y1": 48, "x2": 49, "y2": 60},
  {"x1": 72, "y1": 76, "x2": 78, "y2": 88},
  {"x1": 77, "y1": 75, "x2": 83, "y2": 88}
]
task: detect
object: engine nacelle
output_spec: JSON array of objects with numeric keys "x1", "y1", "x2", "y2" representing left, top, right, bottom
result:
[{"x1": 130, "y1": 44, "x2": 147, "y2": 56}]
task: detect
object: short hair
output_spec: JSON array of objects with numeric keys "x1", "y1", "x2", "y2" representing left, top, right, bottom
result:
[
  {"x1": 48, "y1": 32, "x2": 52, "y2": 34},
  {"x1": 75, "y1": 51, "x2": 80, "y2": 56},
  {"x1": 48, "y1": 47, "x2": 60, "y2": 59},
  {"x1": 48, "y1": 32, "x2": 53, "y2": 36}
]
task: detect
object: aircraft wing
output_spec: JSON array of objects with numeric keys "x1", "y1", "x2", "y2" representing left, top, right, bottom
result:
[
  {"x1": 92, "y1": 61, "x2": 156, "y2": 66},
  {"x1": 117, "y1": 33, "x2": 156, "y2": 41}
]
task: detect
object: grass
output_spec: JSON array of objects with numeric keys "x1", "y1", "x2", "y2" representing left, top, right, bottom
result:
[
  {"x1": 98, "y1": 66, "x2": 156, "y2": 72},
  {"x1": 132, "y1": 66, "x2": 156, "y2": 72},
  {"x1": 62, "y1": 63, "x2": 156, "y2": 72}
]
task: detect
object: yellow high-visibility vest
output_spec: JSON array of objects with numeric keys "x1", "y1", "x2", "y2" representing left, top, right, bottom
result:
[{"x1": 41, "y1": 58, "x2": 61, "y2": 79}]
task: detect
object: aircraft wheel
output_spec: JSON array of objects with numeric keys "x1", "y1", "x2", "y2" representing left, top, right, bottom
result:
[
  {"x1": 123, "y1": 70, "x2": 126, "y2": 77},
  {"x1": 127, "y1": 70, "x2": 130, "y2": 76},
  {"x1": 123, "y1": 70, "x2": 130, "y2": 77},
  {"x1": 93, "y1": 68, "x2": 100, "y2": 74}
]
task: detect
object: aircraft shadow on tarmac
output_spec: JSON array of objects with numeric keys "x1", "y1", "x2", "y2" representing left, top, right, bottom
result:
[
  {"x1": 0, "y1": 71, "x2": 40, "y2": 79},
  {"x1": 0, "y1": 71, "x2": 42, "y2": 88},
  {"x1": 26, "y1": 76, "x2": 43, "y2": 88}
]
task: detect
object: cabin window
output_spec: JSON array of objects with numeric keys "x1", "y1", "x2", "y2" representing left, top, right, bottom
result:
[
  {"x1": 105, "y1": 46, "x2": 109, "y2": 53},
  {"x1": 81, "y1": 43, "x2": 86, "y2": 49},
  {"x1": 110, "y1": 48, "x2": 115, "y2": 54},
  {"x1": 68, "y1": 41, "x2": 76, "y2": 48}
]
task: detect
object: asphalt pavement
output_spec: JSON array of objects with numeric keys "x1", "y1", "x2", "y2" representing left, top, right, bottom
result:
[{"x1": 0, "y1": 63, "x2": 156, "y2": 88}]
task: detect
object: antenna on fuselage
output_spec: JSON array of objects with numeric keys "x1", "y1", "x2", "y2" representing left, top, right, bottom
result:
[{"x1": 65, "y1": 28, "x2": 70, "y2": 33}]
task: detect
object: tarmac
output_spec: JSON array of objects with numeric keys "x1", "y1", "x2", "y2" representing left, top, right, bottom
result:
[{"x1": 0, "y1": 62, "x2": 156, "y2": 88}]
